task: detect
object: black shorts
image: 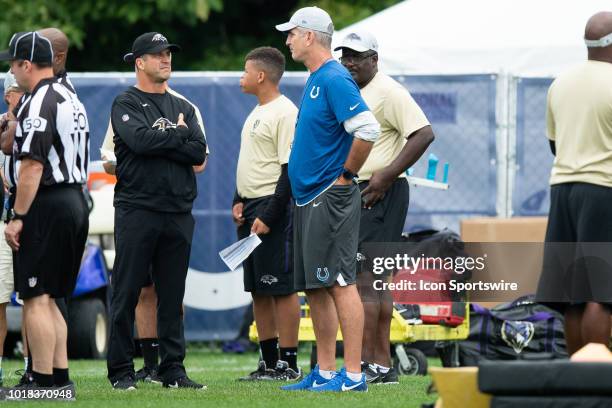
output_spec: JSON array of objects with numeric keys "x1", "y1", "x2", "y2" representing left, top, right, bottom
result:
[
  {"x1": 536, "y1": 183, "x2": 612, "y2": 313},
  {"x1": 15, "y1": 185, "x2": 89, "y2": 300},
  {"x1": 294, "y1": 183, "x2": 361, "y2": 290},
  {"x1": 141, "y1": 268, "x2": 154, "y2": 288},
  {"x1": 358, "y1": 178, "x2": 409, "y2": 244},
  {"x1": 237, "y1": 196, "x2": 294, "y2": 296}
]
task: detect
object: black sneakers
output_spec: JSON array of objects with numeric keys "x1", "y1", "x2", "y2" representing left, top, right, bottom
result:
[
  {"x1": 375, "y1": 366, "x2": 399, "y2": 385},
  {"x1": 163, "y1": 376, "x2": 206, "y2": 390},
  {"x1": 238, "y1": 361, "x2": 276, "y2": 381},
  {"x1": 360, "y1": 363, "x2": 400, "y2": 385},
  {"x1": 361, "y1": 362, "x2": 380, "y2": 384},
  {"x1": 271, "y1": 360, "x2": 302, "y2": 381},
  {"x1": 53, "y1": 381, "x2": 77, "y2": 401},
  {"x1": 112, "y1": 375, "x2": 137, "y2": 391},
  {"x1": 135, "y1": 366, "x2": 162, "y2": 384},
  {"x1": 13, "y1": 370, "x2": 33, "y2": 388}
]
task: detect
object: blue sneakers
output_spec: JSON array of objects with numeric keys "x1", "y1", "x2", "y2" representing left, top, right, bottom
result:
[
  {"x1": 309, "y1": 367, "x2": 367, "y2": 392},
  {"x1": 280, "y1": 365, "x2": 332, "y2": 391}
]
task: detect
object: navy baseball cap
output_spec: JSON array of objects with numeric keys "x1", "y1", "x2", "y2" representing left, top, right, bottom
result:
[
  {"x1": 124, "y1": 32, "x2": 181, "y2": 62},
  {"x1": 0, "y1": 31, "x2": 53, "y2": 63}
]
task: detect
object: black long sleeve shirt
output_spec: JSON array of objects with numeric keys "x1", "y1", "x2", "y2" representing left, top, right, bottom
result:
[{"x1": 111, "y1": 86, "x2": 207, "y2": 213}]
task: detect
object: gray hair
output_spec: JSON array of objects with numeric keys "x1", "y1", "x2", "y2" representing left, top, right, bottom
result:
[
  {"x1": 3, "y1": 71, "x2": 21, "y2": 95},
  {"x1": 313, "y1": 31, "x2": 332, "y2": 49},
  {"x1": 296, "y1": 27, "x2": 333, "y2": 50}
]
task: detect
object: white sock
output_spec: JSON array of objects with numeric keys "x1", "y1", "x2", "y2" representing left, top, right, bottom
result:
[
  {"x1": 319, "y1": 369, "x2": 335, "y2": 380},
  {"x1": 376, "y1": 364, "x2": 390, "y2": 374},
  {"x1": 0, "y1": 356, "x2": 3, "y2": 367},
  {"x1": 346, "y1": 371, "x2": 362, "y2": 382},
  {"x1": 24, "y1": 358, "x2": 29, "y2": 371}
]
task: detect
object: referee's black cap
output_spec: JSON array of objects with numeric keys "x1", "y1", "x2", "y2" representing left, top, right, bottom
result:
[
  {"x1": 123, "y1": 32, "x2": 181, "y2": 62},
  {"x1": 0, "y1": 31, "x2": 53, "y2": 63}
]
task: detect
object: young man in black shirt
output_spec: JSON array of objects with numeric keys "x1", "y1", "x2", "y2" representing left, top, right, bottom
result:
[{"x1": 106, "y1": 32, "x2": 207, "y2": 390}]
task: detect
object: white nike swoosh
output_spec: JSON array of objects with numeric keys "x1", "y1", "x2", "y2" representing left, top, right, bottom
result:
[
  {"x1": 311, "y1": 380, "x2": 327, "y2": 388},
  {"x1": 341, "y1": 381, "x2": 364, "y2": 391},
  {"x1": 349, "y1": 103, "x2": 360, "y2": 111},
  {"x1": 168, "y1": 382, "x2": 178, "y2": 388},
  {"x1": 142, "y1": 103, "x2": 149, "y2": 107},
  {"x1": 313, "y1": 202, "x2": 322, "y2": 207}
]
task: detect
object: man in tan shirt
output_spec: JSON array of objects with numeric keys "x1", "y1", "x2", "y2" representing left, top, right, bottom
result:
[
  {"x1": 232, "y1": 47, "x2": 302, "y2": 381},
  {"x1": 337, "y1": 30, "x2": 435, "y2": 383},
  {"x1": 233, "y1": 46, "x2": 301, "y2": 381},
  {"x1": 536, "y1": 11, "x2": 612, "y2": 356}
]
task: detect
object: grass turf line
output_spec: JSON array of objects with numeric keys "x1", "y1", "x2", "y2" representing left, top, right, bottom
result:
[{"x1": 0, "y1": 348, "x2": 438, "y2": 407}]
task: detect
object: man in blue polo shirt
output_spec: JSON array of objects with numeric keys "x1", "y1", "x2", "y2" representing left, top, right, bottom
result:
[{"x1": 276, "y1": 6, "x2": 380, "y2": 392}]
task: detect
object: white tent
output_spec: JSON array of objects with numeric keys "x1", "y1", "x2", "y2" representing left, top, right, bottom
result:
[{"x1": 333, "y1": 0, "x2": 612, "y2": 76}]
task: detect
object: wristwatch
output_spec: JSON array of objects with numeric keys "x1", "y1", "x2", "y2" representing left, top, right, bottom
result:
[
  {"x1": 342, "y1": 168, "x2": 357, "y2": 181},
  {"x1": 8, "y1": 209, "x2": 26, "y2": 222}
]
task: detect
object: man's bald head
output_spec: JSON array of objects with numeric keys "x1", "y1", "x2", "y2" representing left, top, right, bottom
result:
[
  {"x1": 584, "y1": 12, "x2": 612, "y2": 62},
  {"x1": 38, "y1": 27, "x2": 69, "y2": 75},
  {"x1": 585, "y1": 12, "x2": 612, "y2": 41}
]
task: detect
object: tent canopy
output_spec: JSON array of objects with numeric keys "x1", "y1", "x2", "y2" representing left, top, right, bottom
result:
[{"x1": 333, "y1": 0, "x2": 611, "y2": 76}]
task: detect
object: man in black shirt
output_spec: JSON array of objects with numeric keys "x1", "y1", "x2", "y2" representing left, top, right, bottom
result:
[
  {"x1": 106, "y1": 32, "x2": 206, "y2": 391},
  {"x1": 1, "y1": 30, "x2": 89, "y2": 393}
]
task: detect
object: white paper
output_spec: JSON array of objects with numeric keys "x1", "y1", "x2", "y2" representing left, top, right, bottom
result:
[
  {"x1": 100, "y1": 148, "x2": 117, "y2": 165},
  {"x1": 219, "y1": 233, "x2": 262, "y2": 271}
]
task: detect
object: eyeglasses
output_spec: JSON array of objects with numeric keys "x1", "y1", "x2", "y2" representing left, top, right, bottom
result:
[{"x1": 339, "y1": 52, "x2": 377, "y2": 64}]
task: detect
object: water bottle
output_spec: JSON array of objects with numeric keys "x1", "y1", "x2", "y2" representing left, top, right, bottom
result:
[{"x1": 426, "y1": 153, "x2": 438, "y2": 181}]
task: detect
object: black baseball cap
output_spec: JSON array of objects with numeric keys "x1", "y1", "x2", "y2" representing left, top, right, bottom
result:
[
  {"x1": 0, "y1": 31, "x2": 53, "y2": 63},
  {"x1": 123, "y1": 32, "x2": 181, "y2": 62}
]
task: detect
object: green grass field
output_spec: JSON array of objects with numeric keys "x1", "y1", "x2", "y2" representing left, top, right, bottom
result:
[{"x1": 1, "y1": 347, "x2": 439, "y2": 407}]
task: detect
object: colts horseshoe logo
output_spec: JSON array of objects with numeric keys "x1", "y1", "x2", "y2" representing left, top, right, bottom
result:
[
  {"x1": 316, "y1": 267, "x2": 330, "y2": 282},
  {"x1": 310, "y1": 86, "x2": 320, "y2": 99}
]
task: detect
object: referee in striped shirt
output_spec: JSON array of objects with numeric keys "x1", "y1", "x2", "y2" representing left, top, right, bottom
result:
[
  {"x1": 0, "y1": 27, "x2": 76, "y2": 388},
  {"x1": 1, "y1": 31, "x2": 89, "y2": 392}
]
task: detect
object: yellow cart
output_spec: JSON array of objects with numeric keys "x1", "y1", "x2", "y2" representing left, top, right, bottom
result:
[{"x1": 250, "y1": 297, "x2": 470, "y2": 376}]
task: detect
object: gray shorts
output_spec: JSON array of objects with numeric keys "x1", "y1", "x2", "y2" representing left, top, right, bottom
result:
[{"x1": 293, "y1": 183, "x2": 361, "y2": 290}]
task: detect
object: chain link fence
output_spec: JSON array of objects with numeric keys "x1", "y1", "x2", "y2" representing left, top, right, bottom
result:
[
  {"x1": 0, "y1": 71, "x2": 557, "y2": 340},
  {"x1": 395, "y1": 74, "x2": 498, "y2": 232},
  {"x1": 68, "y1": 72, "x2": 500, "y2": 272},
  {"x1": 3, "y1": 73, "x2": 556, "y2": 264}
]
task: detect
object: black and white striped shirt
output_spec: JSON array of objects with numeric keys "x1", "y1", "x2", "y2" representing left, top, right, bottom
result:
[
  {"x1": 56, "y1": 70, "x2": 75, "y2": 94},
  {"x1": 14, "y1": 77, "x2": 89, "y2": 186},
  {"x1": 4, "y1": 72, "x2": 76, "y2": 188}
]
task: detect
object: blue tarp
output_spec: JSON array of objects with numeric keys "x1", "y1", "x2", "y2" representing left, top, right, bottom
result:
[{"x1": 513, "y1": 77, "x2": 554, "y2": 216}]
